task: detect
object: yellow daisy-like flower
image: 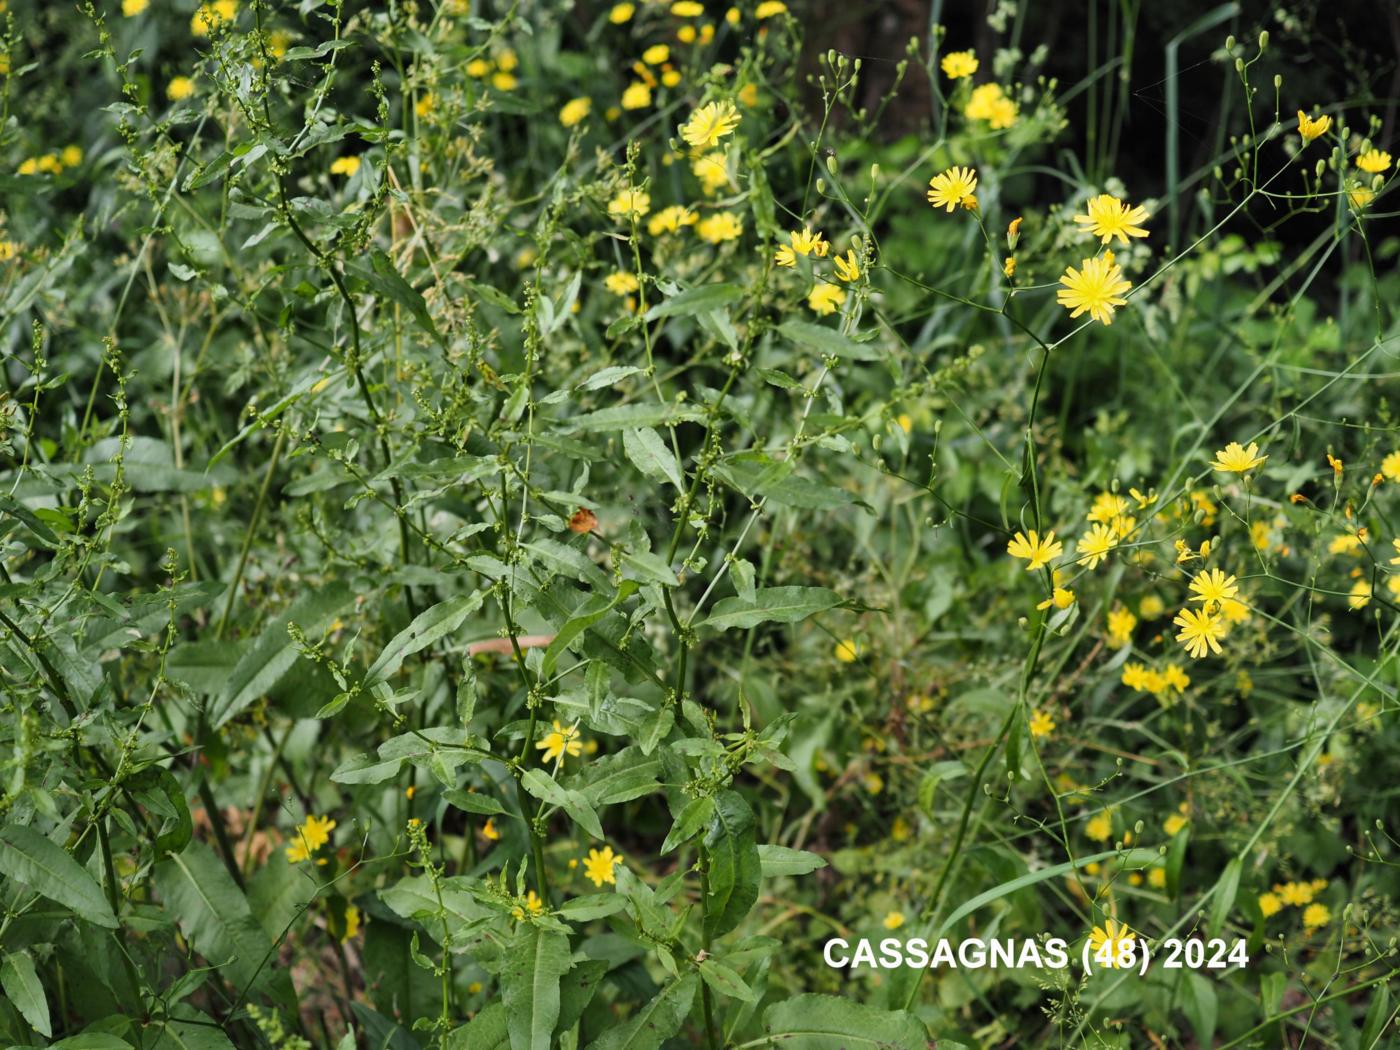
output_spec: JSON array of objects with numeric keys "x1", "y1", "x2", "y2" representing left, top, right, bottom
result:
[
  {"x1": 1348, "y1": 580, "x2": 1372, "y2": 610},
  {"x1": 167, "y1": 76, "x2": 196, "y2": 102},
  {"x1": 122, "y1": 0, "x2": 149, "y2": 15},
  {"x1": 832, "y1": 250, "x2": 861, "y2": 282},
  {"x1": 926, "y1": 165, "x2": 978, "y2": 212},
  {"x1": 680, "y1": 100, "x2": 741, "y2": 150},
  {"x1": 671, "y1": 0, "x2": 704, "y2": 14},
  {"x1": 696, "y1": 211, "x2": 742, "y2": 244},
  {"x1": 807, "y1": 283, "x2": 846, "y2": 315},
  {"x1": 340, "y1": 903, "x2": 362, "y2": 942},
  {"x1": 691, "y1": 152, "x2": 730, "y2": 194},
  {"x1": 1164, "y1": 810, "x2": 1189, "y2": 836},
  {"x1": 285, "y1": 814, "x2": 337, "y2": 863},
  {"x1": 1211, "y1": 440, "x2": 1266, "y2": 473},
  {"x1": 329, "y1": 155, "x2": 361, "y2": 177},
  {"x1": 512, "y1": 890, "x2": 545, "y2": 920},
  {"x1": 603, "y1": 271, "x2": 639, "y2": 296},
  {"x1": 965, "y1": 82, "x2": 1016, "y2": 128},
  {"x1": 647, "y1": 205, "x2": 698, "y2": 235},
  {"x1": 191, "y1": 0, "x2": 237, "y2": 36},
  {"x1": 621, "y1": 81, "x2": 652, "y2": 110},
  {"x1": 1297, "y1": 110, "x2": 1332, "y2": 144},
  {"x1": 482, "y1": 818, "x2": 500, "y2": 841},
  {"x1": 608, "y1": 189, "x2": 651, "y2": 219},
  {"x1": 1188, "y1": 568, "x2": 1239, "y2": 610},
  {"x1": 1087, "y1": 919, "x2": 1136, "y2": 967},
  {"x1": 1173, "y1": 607, "x2": 1224, "y2": 659},
  {"x1": 774, "y1": 226, "x2": 829, "y2": 266},
  {"x1": 834, "y1": 639, "x2": 861, "y2": 662},
  {"x1": 1057, "y1": 251, "x2": 1131, "y2": 326},
  {"x1": 492, "y1": 72, "x2": 518, "y2": 91},
  {"x1": 940, "y1": 50, "x2": 978, "y2": 79},
  {"x1": 1028, "y1": 708, "x2": 1055, "y2": 738},
  {"x1": 1075, "y1": 523, "x2": 1118, "y2": 569},
  {"x1": 1302, "y1": 902, "x2": 1330, "y2": 929},
  {"x1": 535, "y1": 720, "x2": 583, "y2": 763},
  {"x1": 609, "y1": 3, "x2": 635, "y2": 23},
  {"x1": 882, "y1": 910, "x2": 905, "y2": 930},
  {"x1": 1085, "y1": 812, "x2": 1113, "y2": 842},
  {"x1": 1162, "y1": 663, "x2": 1190, "y2": 693},
  {"x1": 1073, "y1": 193, "x2": 1150, "y2": 246},
  {"x1": 1356, "y1": 149, "x2": 1391, "y2": 174},
  {"x1": 1106, "y1": 605, "x2": 1136, "y2": 647},
  {"x1": 1037, "y1": 587, "x2": 1076, "y2": 611},
  {"x1": 1006, "y1": 529, "x2": 1063, "y2": 572},
  {"x1": 559, "y1": 97, "x2": 591, "y2": 127},
  {"x1": 754, "y1": 0, "x2": 788, "y2": 17},
  {"x1": 1258, "y1": 891, "x2": 1282, "y2": 918},
  {"x1": 583, "y1": 846, "x2": 624, "y2": 887}
]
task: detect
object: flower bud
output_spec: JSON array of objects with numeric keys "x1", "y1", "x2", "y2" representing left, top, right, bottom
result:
[
  {"x1": 1258, "y1": 30, "x2": 1269, "y2": 49},
  {"x1": 1225, "y1": 34, "x2": 1235, "y2": 51},
  {"x1": 825, "y1": 154, "x2": 837, "y2": 175}
]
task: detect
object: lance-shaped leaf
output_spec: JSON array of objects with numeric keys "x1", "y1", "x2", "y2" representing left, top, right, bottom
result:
[
  {"x1": 501, "y1": 924, "x2": 572, "y2": 1050},
  {"x1": 0, "y1": 824, "x2": 117, "y2": 929},
  {"x1": 698, "y1": 586, "x2": 842, "y2": 632},
  {"x1": 703, "y1": 790, "x2": 760, "y2": 940},
  {"x1": 761, "y1": 994, "x2": 929, "y2": 1048}
]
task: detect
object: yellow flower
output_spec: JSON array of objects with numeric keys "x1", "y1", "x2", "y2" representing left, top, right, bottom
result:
[
  {"x1": 680, "y1": 100, "x2": 741, "y2": 150},
  {"x1": 1148, "y1": 868, "x2": 1167, "y2": 889},
  {"x1": 833, "y1": 250, "x2": 861, "y2": 282},
  {"x1": 603, "y1": 271, "x2": 640, "y2": 296},
  {"x1": 1162, "y1": 663, "x2": 1190, "y2": 693},
  {"x1": 1073, "y1": 193, "x2": 1150, "y2": 246},
  {"x1": 726, "y1": 6, "x2": 741, "y2": 24},
  {"x1": 492, "y1": 71, "x2": 518, "y2": 92},
  {"x1": 609, "y1": 2, "x2": 635, "y2": 23},
  {"x1": 1356, "y1": 148, "x2": 1391, "y2": 174},
  {"x1": 167, "y1": 76, "x2": 196, "y2": 101},
  {"x1": 671, "y1": 0, "x2": 704, "y2": 14},
  {"x1": 1302, "y1": 902, "x2": 1330, "y2": 929},
  {"x1": 608, "y1": 189, "x2": 651, "y2": 219},
  {"x1": 1075, "y1": 523, "x2": 1118, "y2": 568},
  {"x1": 266, "y1": 29, "x2": 293, "y2": 60},
  {"x1": 535, "y1": 720, "x2": 583, "y2": 763},
  {"x1": 1003, "y1": 256, "x2": 1016, "y2": 279},
  {"x1": 1188, "y1": 568, "x2": 1239, "y2": 611},
  {"x1": 416, "y1": 93, "x2": 436, "y2": 118},
  {"x1": 662, "y1": 67, "x2": 683, "y2": 88},
  {"x1": 1138, "y1": 594, "x2": 1165, "y2": 619},
  {"x1": 1210, "y1": 440, "x2": 1266, "y2": 473},
  {"x1": 926, "y1": 165, "x2": 978, "y2": 212},
  {"x1": 1329, "y1": 533, "x2": 1361, "y2": 556},
  {"x1": 1106, "y1": 605, "x2": 1136, "y2": 648},
  {"x1": 191, "y1": 0, "x2": 237, "y2": 36},
  {"x1": 559, "y1": 97, "x2": 591, "y2": 128},
  {"x1": 482, "y1": 818, "x2": 500, "y2": 841},
  {"x1": 965, "y1": 82, "x2": 1016, "y2": 127},
  {"x1": 1258, "y1": 892, "x2": 1282, "y2": 917},
  {"x1": 754, "y1": 0, "x2": 787, "y2": 16},
  {"x1": 1348, "y1": 580, "x2": 1372, "y2": 610},
  {"x1": 807, "y1": 284, "x2": 845, "y2": 315},
  {"x1": 466, "y1": 58, "x2": 492, "y2": 78},
  {"x1": 1057, "y1": 251, "x2": 1131, "y2": 326},
  {"x1": 1029, "y1": 708, "x2": 1055, "y2": 738},
  {"x1": 1296, "y1": 110, "x2": 1332, "y2": 144},
  {"x1": 882, "y1": 910, "x2": 905, "y2": 930},
  {"x1": 621, "y1": 81, "x2": 652, "y2": 110},
  {"x1": 122, "y1": 0, "x2": 148, "y2": 15},
  {"x1": 1087, "y1": 919, "x2": 1136, "y2": 967},
  {"x1": 0, "y1": 241, "x2": 17, "y2": 261},
  {"x1": 285, "y1": 814, "x2": 337, "y2": 863},
  {"x1": 642, "y1": 44, "x2": 671, "y2": 65},
  {"x1": 692, "y1": 151, "x2": 730, "y2": 194},
  {"x1": 341, "y1": 904, "x2": 361, "y2": 942},
  {"x1": 1173, "y1": 607, "x2": 1224, "y2": 659},
  {"x1": 677, "y1": 24, "x2": 697, "y2": 43},
  {"x1": 1275, "y1": 881, "x2": 1312, "y2": 907},
  {"x1": 834, "y1": 639, "x2": 861, "y2": 662},
  {"x1": 583, "y1": 846, "x2": 623, "y2": 887},
  {"x1": 60, "y1": 145, "x2": 83, "y2": 168},
  {"x1": 647, "y1": 205, "x2": 698, "y2": 235},
  {"x1": 511, "y1": 890, "x2": 545, "y2": 920},
  {"x1": 1164, "y1": 812, "x2": 1188, "y2": 836},
  {"x1": 1348, "y1": 185, "x2": 1375, "y2": 211},
  {"x1": 1085, "y1": 813, "x2": 1113, "y2": 842},
  {"x1": 696, "y1": 211, "x2": 742, "y2": 244},
  {"x1": 329, "y1": 155, "x2": 361, "y2": 177},
  {"x1": 774, "y1": 226, "x2": 829, "y2": 266},
  {"x1": 1037, "y1": 587, "x2": 1076, "y2": 611},
  {"x1": 495, "y1": 49, "x2": 518, "y2": 72},
  {"x1": 1006, "y1": 529, "x2": 1063, "y2": 571},
  {"x1": 940, "y1": 50, "x2": 978, "y2": 79},
  {"x1": 863, "y1": 771, "x2": 883, "y2": 795}
]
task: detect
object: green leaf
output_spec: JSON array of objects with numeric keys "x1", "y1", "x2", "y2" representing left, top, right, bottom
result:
[
  {"x1": 364, "y1": 591, "x2": 485, "y2": 687},
  {"x1": 622, "y1": 428, "x2": 683, "y2": 489},
  {"x1": 448, "y1": 1004, "x2": 510, "y2": 1050},
  {"x1": 1360, "y1": 981, "x2": 1391, "y2": 1048},
  {"x1": 555, "y1": 958, "x2": 608, "y2": 1036},
  {"x1": 443, "y1": 790, "x2": 507, "y2": 816},
  {"x1": 703, "y1": 790, "x2": 761, "y2": 940},
  {"x1": 50, "y1": 1034, "x2": 135, "y2": 1050},
  {"x1": 520, "y1": 769, "x2": 604, "y2": 839},
  {"x1": 643, "y1": 283, "x2": 742, "y2": 320},
  {"x1": 761, "y1": 994, "x2": 927, "y2": 1049},
  {"x1": 1, "y1": 950, "x2": 51, "y2": 1037},
  {"x1": 348, "y1": 250, "x2": 447, "y2": 349},
  {"x1": 756, "y1": 844, "x2": 827, "y2": 878},
  {"x1": 0, "y1": 824, "x2": 117, "y2": 928},
  {"x1": 660, "y1": 797, "x2": 714, "y2": 854},
  {"x1": 777, "y1": 320, "x2": 882, "y2": 360},
  {"x1": 700, "y1": 586, "x2": 842, "y2": 632},
  {"x1": 542, "y1": 581, "x2": 638, "y2": 678},
  {"x1": 699, "y1": 958, "x2": 757, "y2": 1002},
  {"x1": 1207, "y1": 857, "x2": 1241, "y2": 938},
  {"x1": 585, "y1": 974, "x2": 697, "y2": 1050},
  {"x1": 211, "y1": 582, "x2": 354, "y2": 727},
  {"x1": 501, "y1": 925, "x2": 572, "y2": 1050},
  {"x1": 1181, "y1": 972, "x2": 1218, "y2": 1049},
  {"x1": 713, "y1": 455, "x2": 856, "y2": 512},
  {"x1": 153, "y1": 841, "x2": 288, "y2": 1003}
]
